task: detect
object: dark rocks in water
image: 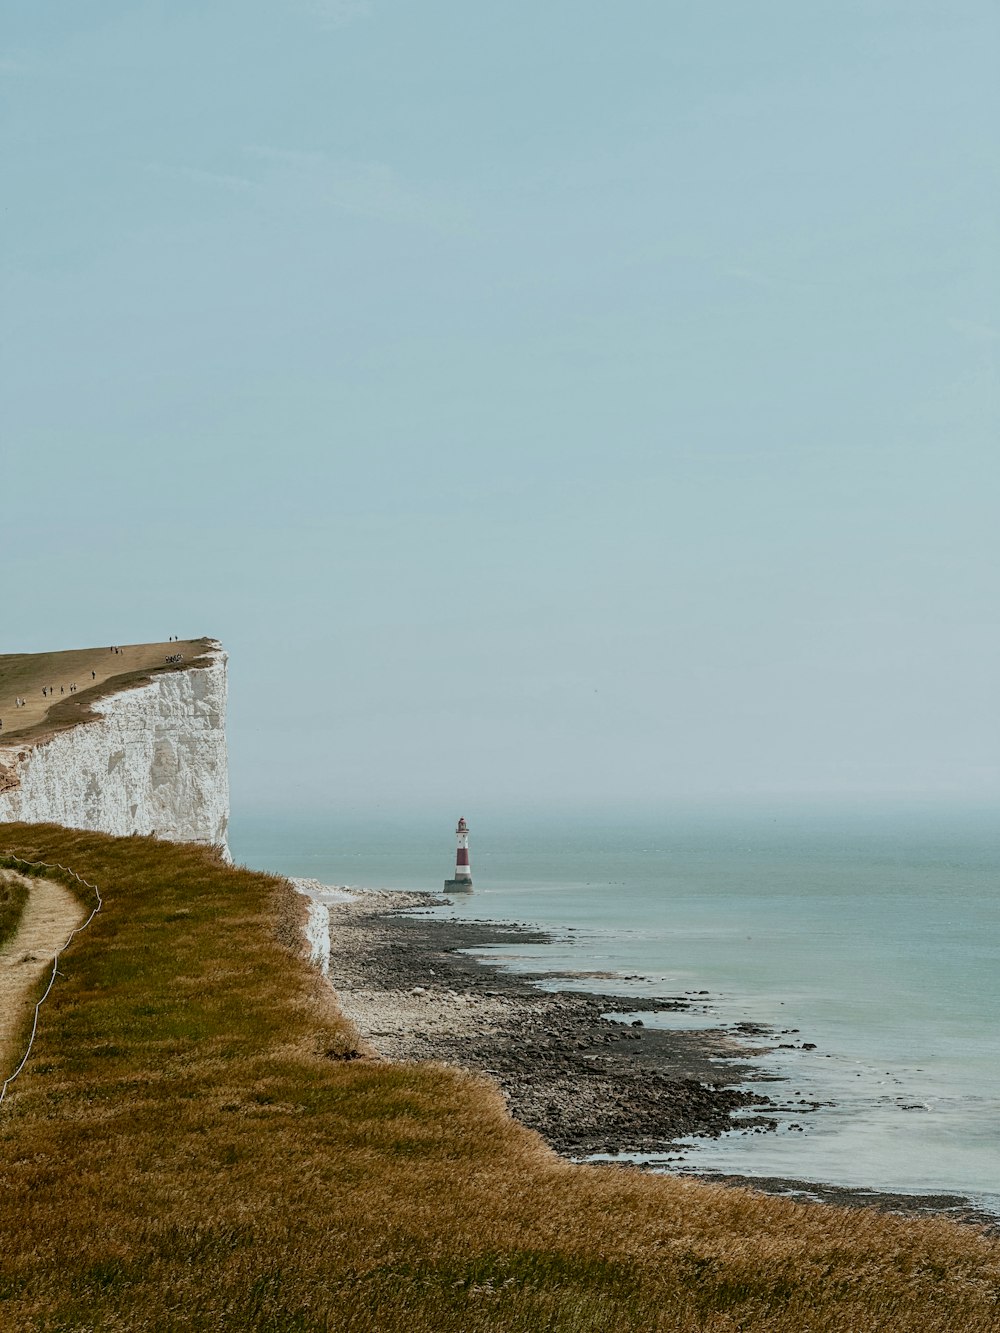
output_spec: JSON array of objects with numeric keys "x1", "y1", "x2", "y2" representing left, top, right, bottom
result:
[
  {"x1": 316, "y1": 892, "x2": 996, "y2": 1231},
  {"x1": 326, "y1": 896, "x2": 777, "y2": 1159},
  {"x1": 691, "y1": 1172, "x2": 998, "y2": 1231}
]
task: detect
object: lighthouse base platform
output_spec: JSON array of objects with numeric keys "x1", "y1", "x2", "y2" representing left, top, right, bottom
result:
[{"x1": 444, "y1": 878, "x2": 473, "y2": 893}]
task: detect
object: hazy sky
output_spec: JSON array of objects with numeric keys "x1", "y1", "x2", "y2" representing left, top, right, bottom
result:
[{"x1": 3, "y1": 2, "x2": 998, "y2": 814}]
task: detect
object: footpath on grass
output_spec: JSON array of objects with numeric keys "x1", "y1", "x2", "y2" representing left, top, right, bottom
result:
[
  {"x1": 0, "y1": 825, "x2": 997, "y2": 1333},
  {"x1": 0, "y1": 870, "x2": 83, "y2": 1074}
]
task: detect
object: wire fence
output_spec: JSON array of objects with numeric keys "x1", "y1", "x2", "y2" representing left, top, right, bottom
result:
[{"x1": 0, "y1": 855, "x2": 103, "y2": 1105}]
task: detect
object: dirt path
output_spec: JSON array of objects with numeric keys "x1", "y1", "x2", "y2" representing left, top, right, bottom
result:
[
  {"x1": 0, "y1": 871, "x2": 85, "y2": 1078},
  {"x1": 0, "y1": 637, "x2": 207, "y2": 740}
]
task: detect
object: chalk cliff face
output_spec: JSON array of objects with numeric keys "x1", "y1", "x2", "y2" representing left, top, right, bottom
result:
[{"x1": 0, "y1": 648, "x2": 230, "y2": 859}]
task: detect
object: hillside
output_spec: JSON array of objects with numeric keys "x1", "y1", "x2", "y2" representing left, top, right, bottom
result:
[
  {"x1": 0, "y1": 639, "x2": 213, "y2": 746},
  {"x1": 0, "y1": 826, "x2": 996, "y2": 1332}
]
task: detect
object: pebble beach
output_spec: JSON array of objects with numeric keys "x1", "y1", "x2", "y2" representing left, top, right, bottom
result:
[{"x1": 293, "y1": 879, "x2": 997, "y2": 1231}]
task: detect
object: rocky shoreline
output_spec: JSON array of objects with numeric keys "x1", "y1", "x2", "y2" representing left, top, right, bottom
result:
[{"x1": 306, "y1": 882, "x2": 997, "y2": 1231}]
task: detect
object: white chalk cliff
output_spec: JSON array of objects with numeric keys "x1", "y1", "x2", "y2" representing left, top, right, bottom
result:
[{"x1": 0, "y1": 646, "x2": 230, "y2": 859}]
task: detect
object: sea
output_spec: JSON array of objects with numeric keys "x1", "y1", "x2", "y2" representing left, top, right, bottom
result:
[{"x1": 230, "y1": 800, "x2": 1000, "y2": 1213}]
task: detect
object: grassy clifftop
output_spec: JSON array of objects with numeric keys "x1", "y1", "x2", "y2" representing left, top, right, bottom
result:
[
  {"x1": 0, "y1": 639, "x2": 215, "y2": 748},
  {"x1": 0, "y1": 825, "x2": 996, "y2": 1332}
]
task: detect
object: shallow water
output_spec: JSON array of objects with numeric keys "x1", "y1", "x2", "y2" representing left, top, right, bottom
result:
[{"x1": 231, "y1": 801, "x2": 1000, "y2": 1211}]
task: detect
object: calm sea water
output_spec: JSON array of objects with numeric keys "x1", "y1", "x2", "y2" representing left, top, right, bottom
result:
[{"x1": 231, "y1": 802, "x2": 1000, "y2": 1210}]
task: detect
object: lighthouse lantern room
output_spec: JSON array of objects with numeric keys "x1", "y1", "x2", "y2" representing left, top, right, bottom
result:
[{"x1": 444, "y1": 816, "x2": 473, "y2": 892}]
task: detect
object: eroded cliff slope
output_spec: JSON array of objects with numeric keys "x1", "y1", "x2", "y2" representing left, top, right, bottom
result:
[{"x1": 0, "y1": 640, "x2": 230, "y2": 858}]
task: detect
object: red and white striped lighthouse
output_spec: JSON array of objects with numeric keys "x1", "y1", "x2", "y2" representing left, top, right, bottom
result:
[{"x1": 444, "y1": 816, "x2": 473, "y2": 892}]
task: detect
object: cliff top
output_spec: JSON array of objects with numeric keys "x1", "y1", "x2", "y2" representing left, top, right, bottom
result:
[{"x1": 0, "y1": 638, "x2": 218, "y2": 748}]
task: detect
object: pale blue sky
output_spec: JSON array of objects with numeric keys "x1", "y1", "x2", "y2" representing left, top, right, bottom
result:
[{"x1": 3, "y1": 2, "x2": 997, "y2": 813}]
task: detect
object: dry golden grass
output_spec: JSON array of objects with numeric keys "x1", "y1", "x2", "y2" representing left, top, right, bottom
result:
[
  {"x1": 0, "y1": 824, "x2": 997, "y2": 1332},
  {"x1": 0, "y1": 639, "x2": 212, "y2": 745}
]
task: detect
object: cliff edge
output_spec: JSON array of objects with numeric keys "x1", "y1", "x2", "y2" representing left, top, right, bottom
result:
[{"x1": 0, "y1": 639, "x2": 230, "y2": 859}]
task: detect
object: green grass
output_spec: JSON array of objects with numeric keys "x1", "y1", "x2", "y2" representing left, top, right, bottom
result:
[
  {"x1": 0, "y1": 824, "x2": 997, "y2": 1332},
  {"x1": 0, "y1": 871, "x2": 29, "y2": 950}
]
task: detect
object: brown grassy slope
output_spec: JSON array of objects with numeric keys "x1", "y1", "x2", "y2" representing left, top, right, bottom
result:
[
  {"x1": 0, "y1": 872, "x2": 28, "y2": 950},
  {"x1": 0, "y1": 638, "x2": 214, "y2": 747},
  {"x1": 0, "y1": 825, "x2": 997, "y2": 1333}
]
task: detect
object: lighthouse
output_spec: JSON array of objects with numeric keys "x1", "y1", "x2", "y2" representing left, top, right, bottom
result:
[{"x1": 444, "y1": 816, "x2": 473, "y2": 892}]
